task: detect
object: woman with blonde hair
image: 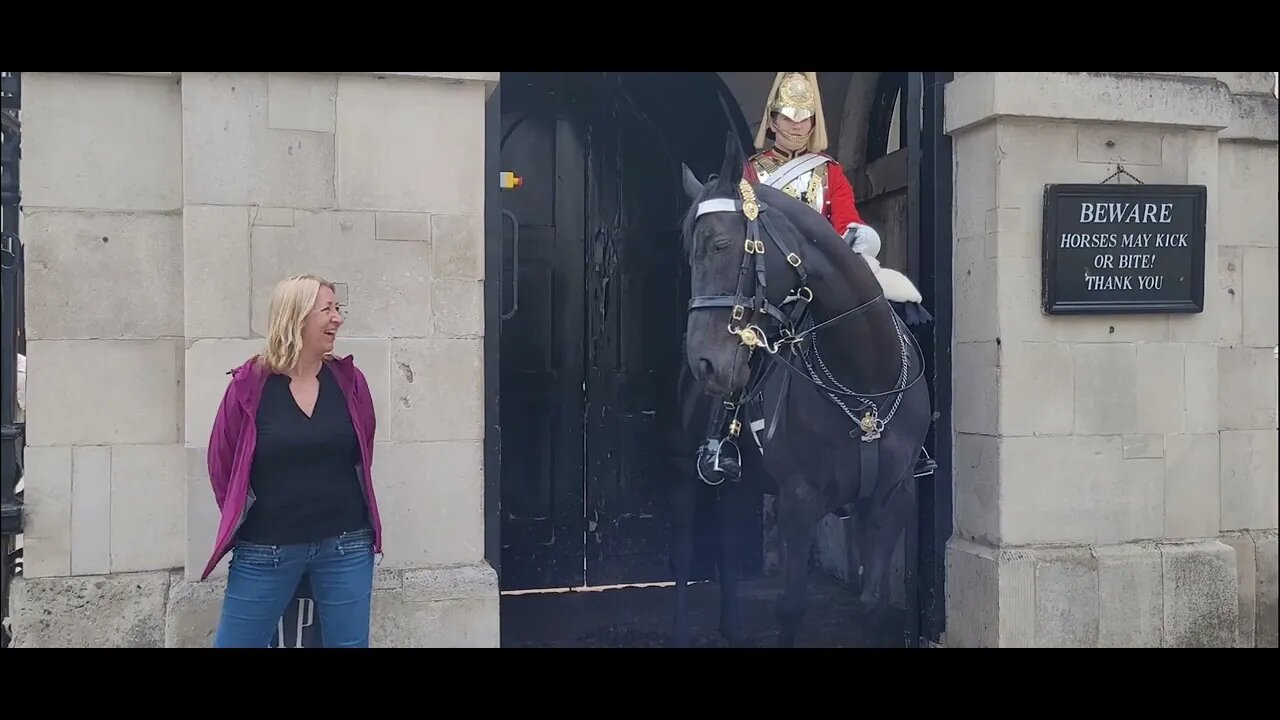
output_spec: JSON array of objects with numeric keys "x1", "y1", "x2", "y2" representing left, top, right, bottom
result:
[{"x1": 201, "y1": 274, "x2": 382, "y2": 648}]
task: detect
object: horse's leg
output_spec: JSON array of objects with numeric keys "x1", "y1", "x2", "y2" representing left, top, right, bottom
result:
[
  {"x1": 669, "y1": 476, "x2": 698, "y2": 647},
  {"x1": 855, "y1": 469, "x2": 914, "y2": 610},
  {"x1": 716, "y1": 483, "x2": 753, "y2": 647},
  {"x1": 774, "y1": 480, "x2": 824, "y2": 648}
]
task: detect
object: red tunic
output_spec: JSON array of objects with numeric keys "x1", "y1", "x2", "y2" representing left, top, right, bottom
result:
[{"x1": 744, "y1": 149, "x2": 864, "y2": 233}]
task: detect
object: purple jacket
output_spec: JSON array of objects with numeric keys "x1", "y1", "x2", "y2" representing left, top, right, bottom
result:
[{"x1": 200, "y1": 354, "x2": 382, "y2": 581}]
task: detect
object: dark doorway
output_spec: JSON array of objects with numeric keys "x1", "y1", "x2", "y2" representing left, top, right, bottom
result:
[{"x1": 491, "y1": 72, "x2": 757, "y2": 592}]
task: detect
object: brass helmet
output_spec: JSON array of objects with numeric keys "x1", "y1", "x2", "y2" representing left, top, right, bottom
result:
[{"x1": 754, "y1": 72, "x2": 829, "y2": 153}]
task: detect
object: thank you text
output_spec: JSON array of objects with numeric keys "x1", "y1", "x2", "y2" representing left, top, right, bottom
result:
[{"x1": 1042, "y1": 184, "x2": 1206, "y2": 314}]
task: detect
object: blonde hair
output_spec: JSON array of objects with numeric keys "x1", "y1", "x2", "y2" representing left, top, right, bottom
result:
[{"x1": 258, "y1": 273, "x2": 336, "y2": 374}]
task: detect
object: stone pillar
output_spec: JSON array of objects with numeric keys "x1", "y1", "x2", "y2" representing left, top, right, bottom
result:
[
  {"x1": 944, "y1": 72, "x2": 1278, "y2": 648},
  {"x1": 10, "y1": 71, "x2": 501, "y2": 647}
]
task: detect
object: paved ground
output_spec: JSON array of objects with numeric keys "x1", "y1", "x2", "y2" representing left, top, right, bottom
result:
[{"x1": 500, "y1": 569, "x2": 909, "y2": 648}]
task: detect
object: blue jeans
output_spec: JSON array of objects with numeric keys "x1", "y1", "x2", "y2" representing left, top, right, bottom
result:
[{"x1": 213, "y1": 528, "x2": 375, "y2": 648}]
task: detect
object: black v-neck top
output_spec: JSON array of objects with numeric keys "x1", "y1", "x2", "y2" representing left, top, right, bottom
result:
[{"x1": 237, "y1": 364, "x2": 370, "y2": 545}]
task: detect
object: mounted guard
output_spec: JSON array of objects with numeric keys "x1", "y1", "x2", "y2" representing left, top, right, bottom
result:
[{"x1": 748, "y1": 71, "x2": 932, "y2": 327}]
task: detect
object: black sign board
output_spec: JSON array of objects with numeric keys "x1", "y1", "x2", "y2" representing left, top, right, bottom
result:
[
  {"x1": 1042, "y1": 183, "x2": 1206, "y2": 314},
  {"x1": 269, "y1": 573, "x2": 324, "y2": 648}
]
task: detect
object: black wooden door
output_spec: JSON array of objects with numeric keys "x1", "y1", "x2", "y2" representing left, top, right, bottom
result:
[
  {"x1": 497, "y1": 72, "x2": 759, "y2": 591},
  {"x1": 498, "y1": 77, "x2": 588, "y2": 591},
  {"x1": 582, "y1": 82, "x2": 688, "y2": 586}
]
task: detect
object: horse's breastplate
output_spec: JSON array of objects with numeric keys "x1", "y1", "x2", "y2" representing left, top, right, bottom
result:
[{"x1": 751, "y1": 158, "x2": 828, "y2": 216}]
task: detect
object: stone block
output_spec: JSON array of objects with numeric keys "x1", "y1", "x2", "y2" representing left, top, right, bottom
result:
[
  {"x1": 390, "y1": 339, "x2": 483, "y2": 443},
  {"x1": 71, "y1": 445, "x2": 112, "y2": 575},
  {"x1": 335, "y1": 74, "x2": 485, "y2": 214},
  {"x1": 1182, "y1": 343, "x2": 1219, "y2": 433},
  {"x1": 1148, "y1": 132, "x2": 1191, "y2": 184},
  {"x1": 1215, "y1": 72, "x2": 1279, "y2": 95},
  {"x1": 185, "y1": 448, "x2": 224, "y2": 581},
  {"x1": 21, "y1": 446, "x2": 72, "y2": 578},
  {"x1": 1096, "y1": 543, "x2": 1163, "y2": 647},
  {"x1": 1123, "y1": 435, "x2": 1165, "y2": 459},
  {"x1": 250, "y1": 210, "x2": 434, "y2": 339},
  {"x1": 1219, "y1": 430, "x2": 1279, "y2": 531},
  {"x1": 1136, "y1": 343, "x2": 1186, "y2": 435},
  {"x1": 370, "y1": 562, "x2": 500, "y2": 647},
  {"x1": 953, "y1": 434, "x2": 999, "y2": 544},
  {"x1": 184, "y1": 205, "x2": 251, "y2": 339},
  {"x1": 432, "y1": 279, "x2": 484, "y2": 338},
  {"x1": 165, "y1": 572, "x2": 225, "y2": 647},
  {"x1": 23, "y1": 210, "x2": 183, "y2": 340},
  {"x1": 1164, "y1": 434, "x2": 1221, "y2": 539},
  {"x1": 182, "y1": 72, "x2": 335, "y2": 208},
  {"x1": 267, "y1": 72, "x2": 337, "y2": 133},
  {"x1": 946, "y1": 73, "x2": 1233, "y2": 133},
  {"x1": 432, "y1": 214, "x2": 484, "y2": 280},
  {"x1": 8, "y1": 572, "x2": 171, "y2": 647},
  {"x1": 1242, "y1": 246, "x2": 1278, "y2": 347},
  {"x1": 1000, "y1": 436, "x2": 1110, "y2": 546},
  {"x1": 985, "y1": 230, "x2": 1038, "y2": 261},
  {"x1": 1218, "y1": 143, "x2": 1277, "y2": 248},
  {"x1": 1034, "y1": 547, "x2": 1099, "y2": 647},
  {"x1": 1254, "y1": 531, "x2": 1277, "y2": 647},
  {"x1": 1077, "y1": 123, "x2": 1164, "y2": 166},
  {"x1": 1099, "y1": 455, "x2": 1165, "y2": 546},
  {"x1": 375, "y1": 212, "x2": 433, "y2": 242},
  {"x1": 372, "y1": 441, "x2": 484, "y2": 569},
  {"x1": 1221, "y1": 532, "x2": 1257, "y2": 647},
  {"x1": 1073, "y1": 344, "x2": 1137, "y2": 435},
  {"x1": 252, "y1": 207, "x2": 295, "y2": 227},
  {"x1": 23, "y1": 72, "x2": 181, "y2": 212},
  {"x1": 1219, "y1": 347, "x2": 1276, "y2": 430},
  {"x1": 1171, "y1": 234, "x2": 1241, "y2": 346},
  {"x1": 331, "y1": 338, "x2": 391, "y2": 443},
  {"x1": 998, "y1": 341, "x2": 1073, "y2": 436},
  {"x1": 26, "y1": 339, "x2": 182, "y2": 447},
  {"x1": 952, "y1": 342, "x2": 997, "y2": 435},
  {"x1": 995, "y1": 119, "x2": 1092, "y2": 224},
  {"x1": 951, "y1": 120, "x2": 996, "y2": 241},
  {"x1": 1052, "y1": 314, "x2": 1170, "y2": 344},
  {"x1": 953, "y1": 237, "x2": 997, "y2": 343},
  {"x1": 184, "y1": 339, "x2": 267, "y2": 447},
  {"x1": 996, "y1": 256, "x2": 1054, "y2": 342},
  {"x1": 1222, "y1": 93, "x2": 1280, "y2": 143},
  {"x1": 1161, "y1": 540, "x2": 1238, "y2": 647},
  {"x1": 944, "y1": 538, "x2": 999, "y2": 647},
  {"x1": 111, "y1": 444, "x2": 185, "y2": 573}
]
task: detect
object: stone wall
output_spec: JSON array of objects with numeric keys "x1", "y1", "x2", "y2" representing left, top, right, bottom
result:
[
  {"x1": 945, "y1": 71, "x2": 1278, "y2": 647},
  {"x1": 9, "y1": 71, "x2": 501, "y2": 647}
]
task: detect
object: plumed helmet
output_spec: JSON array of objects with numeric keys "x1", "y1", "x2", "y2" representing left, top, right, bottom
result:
[{"x1": 754, "y1": 72, "x2": 829, "y2": 153}]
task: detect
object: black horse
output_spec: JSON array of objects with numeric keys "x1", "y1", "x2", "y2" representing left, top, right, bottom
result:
[{"x1": 661, "y1": 132, "x2": 934, "y2": 648}]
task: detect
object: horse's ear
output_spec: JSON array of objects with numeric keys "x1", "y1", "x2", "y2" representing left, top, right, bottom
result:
[
  {"x1": 717, "y1": 130, "x2": 745, "y2": 189},
  {"x1": 681, "y1": 163, "x2": 703, "y2": 200}
]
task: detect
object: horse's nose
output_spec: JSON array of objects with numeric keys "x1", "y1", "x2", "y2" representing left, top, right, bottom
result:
[{"x1": 697, "y1": 357, "x2": 714, "y2": 380}]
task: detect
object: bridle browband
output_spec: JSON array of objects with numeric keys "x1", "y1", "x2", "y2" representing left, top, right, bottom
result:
[{"x1": 686, "y1": 178, "x2": 926, "y2": 487}]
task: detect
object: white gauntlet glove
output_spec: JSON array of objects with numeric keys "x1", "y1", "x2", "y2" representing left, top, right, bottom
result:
[{"x1": 843, "y1": 222, "x2": 882, "y2": 259}]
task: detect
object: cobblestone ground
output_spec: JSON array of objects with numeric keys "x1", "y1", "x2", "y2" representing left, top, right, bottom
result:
[{"x1": 500, "y1": 569, "x2": 908, "y2": 648}]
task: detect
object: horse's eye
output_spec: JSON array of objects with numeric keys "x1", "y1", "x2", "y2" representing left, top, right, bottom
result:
[{"x1": 713, "y1": 239, "x2": 731, "y2": 252}]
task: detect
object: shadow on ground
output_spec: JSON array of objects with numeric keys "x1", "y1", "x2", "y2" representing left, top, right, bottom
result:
[{"x1": 500, "y1": 569, "x2": 907, "y2": 648}]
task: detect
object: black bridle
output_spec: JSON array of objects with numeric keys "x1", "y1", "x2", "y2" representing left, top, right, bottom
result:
[{"x1": 686, "y1": 178, "x2": 926, "y2": 487}]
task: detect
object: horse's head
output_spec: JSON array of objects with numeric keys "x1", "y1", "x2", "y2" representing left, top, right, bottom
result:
[{"x1": 680, "y1": 132, "x2": 815, "y2": 397}]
